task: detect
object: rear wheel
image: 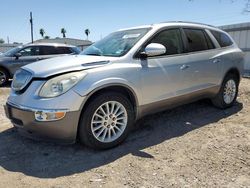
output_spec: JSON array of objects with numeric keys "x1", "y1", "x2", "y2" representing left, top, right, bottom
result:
[
  {"x1": 78, "y1": 92, "x2": 134, "y2": 149},
  {"x1": 211, "y1": 73, "x2": 239, "y2": 109},
  {"x1": 0, "y1": 68, "x2": 9, "y2": 87}
]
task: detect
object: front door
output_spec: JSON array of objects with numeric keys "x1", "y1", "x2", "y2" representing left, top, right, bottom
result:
[{"x1": 140, "y1": 28, "x2": 194, "y2": 105}]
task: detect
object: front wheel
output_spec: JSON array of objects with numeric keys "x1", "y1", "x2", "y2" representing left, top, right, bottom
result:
[
  {"x1": 211, "y1": 74, "x2": 239, "y2": 109},
  {"x1": 78, "y1": 92, "x2": 134, "y2": 149},
  {"x1": 0, "y1": 68, "x2": 9, "y2": 87}
]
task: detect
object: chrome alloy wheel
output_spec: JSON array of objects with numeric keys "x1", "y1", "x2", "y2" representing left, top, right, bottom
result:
[
  {"x1": 223, "y1": 79, "x2": 236, "y2": 104},
  {"x1": 91, "y1": 101, "x2": 128, "y2": 143},
  {"x1": 0, "y1": 71, "x2": 6, "y2": 85}
]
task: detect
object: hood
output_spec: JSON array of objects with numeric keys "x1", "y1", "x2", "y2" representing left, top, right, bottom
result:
[{"x1": 23, "y1": 55, "x2": 116, "y2": 78}]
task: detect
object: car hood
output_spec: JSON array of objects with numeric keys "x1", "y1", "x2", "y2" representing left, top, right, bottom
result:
[{"x1": 23, "y1": 55, "x2": 116, "y2": 78}]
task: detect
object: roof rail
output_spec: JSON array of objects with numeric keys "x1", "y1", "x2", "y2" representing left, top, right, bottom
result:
[{"x1": 160, "y1": 21, "x2": 216, "y2": 28}]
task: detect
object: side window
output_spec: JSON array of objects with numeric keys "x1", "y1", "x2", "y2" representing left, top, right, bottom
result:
[
  {"x1": 210, "y1": 30, "x2": 233, "y2": 47},
  {"x1": 39, "y1": 46, "x2": 57, "y2": 55},
  {"x1": 56, "y1": 47, "x2": 72, "y2": 54},
  {"x1": 149, "y1": 29, "x2": 184, "y2": 55},
  {"x1": 19, "y1": 46, "x2": 39, "y2": 56},
  {"x1": 183, "y1": 28, "x2": 210, "y2": 52}
]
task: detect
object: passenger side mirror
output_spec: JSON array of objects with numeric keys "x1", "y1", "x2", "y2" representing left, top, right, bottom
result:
[
  {"x1": 140, "y1": 43, "x2": 166, "y2": 58},
  {"x1": 14, "y1": 53, "x2": 22, "y2": 59}
]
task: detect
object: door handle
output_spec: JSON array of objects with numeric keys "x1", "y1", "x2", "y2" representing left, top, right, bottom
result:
[
  {"x1": 180, "y1": 64, "x2": 190, "y2": 70},
  {"x1": 212, "y1": 59, "x2": 221, "y2": 64}
]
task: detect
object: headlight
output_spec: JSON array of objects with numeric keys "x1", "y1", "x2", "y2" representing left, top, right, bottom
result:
[
  {"x1": 12, "y1": 69, "x2": 32, "y2": 91},
  {"x1": 39, "y1": 71, "x2": 87, "y2": 98}
]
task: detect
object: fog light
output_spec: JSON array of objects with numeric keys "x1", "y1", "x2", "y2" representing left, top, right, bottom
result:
[{"x1": 35, "y1": 111, "x2": 66, "y2": 122}]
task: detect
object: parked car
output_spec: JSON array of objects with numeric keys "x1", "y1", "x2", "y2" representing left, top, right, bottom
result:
[
  {"x1": 0, "y1": 43, "x2": 80, "y2": 86},
  {"x1": 5, "y1": 22, "x2": 244, "y2": 149}
]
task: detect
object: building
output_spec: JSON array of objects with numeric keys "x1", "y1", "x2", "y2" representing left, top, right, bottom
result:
[
  {"x1": 0, "y1": 43, "x2": 22, "y2": 53},
  {"x1": 219, "y1": 22, "x2": 250, "y2": 75},
  {"x1": 34, "y1": 38, "x2": 92, "y2": 51}
]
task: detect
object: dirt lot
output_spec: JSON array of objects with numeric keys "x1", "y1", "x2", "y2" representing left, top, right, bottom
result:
[{"x1": 0, "y1": 79, "x2": 250, "y2": 188}]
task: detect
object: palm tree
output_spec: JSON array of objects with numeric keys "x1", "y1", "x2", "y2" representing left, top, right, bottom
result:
[
  {"x1": 85, "y1": 29, "x2": 90, "y2": 40},
  {"x1": 39, "y1": 28, "x2": 45, "y2": 38},
  {"x1": 61, "y1": 28, "x2": 66, "y2": 38}
]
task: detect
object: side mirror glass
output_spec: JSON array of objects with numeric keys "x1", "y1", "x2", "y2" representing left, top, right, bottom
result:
[{"x1": 141, "y1": 43, "x2": 166, "y2": 58}]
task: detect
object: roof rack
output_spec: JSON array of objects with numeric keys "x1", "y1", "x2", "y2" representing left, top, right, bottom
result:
[{"x1": 160, "y1": 21, "x2": 216, "y2": 28}]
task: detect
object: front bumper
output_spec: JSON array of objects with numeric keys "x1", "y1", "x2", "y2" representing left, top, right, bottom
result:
[{"x1": 4, "y1": 102, "x2": 81, "y2": 144}]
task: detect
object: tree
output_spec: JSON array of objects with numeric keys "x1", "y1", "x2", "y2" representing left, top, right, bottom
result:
[
  {"x1": 39, "y1": 28, "x2": 45, "y2": 38},
  {"x1": 85, "y1": 29, "x2": 90, "y2": 40},
  {"x1": 0, "y1": 38, "x2": 4, "y2": 44},
  {"x1": 61, "y1": 28, "x2": 66, "y2": 38},
  {"x1": 44, "y1": 36, "x2": 50, "y2": 39}
]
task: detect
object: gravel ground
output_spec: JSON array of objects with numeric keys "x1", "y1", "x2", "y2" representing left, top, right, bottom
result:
[{"x1": 0, "y1": 79, "x2": 249, "y2": 188}]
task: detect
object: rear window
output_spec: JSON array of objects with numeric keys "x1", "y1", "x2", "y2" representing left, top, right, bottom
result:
[
  {"x1": 183, "y1": 28, "x2": 211, "y2": 52},
  {"x1": 210, "y1": 30, "x2": 233, "y2": 47}
]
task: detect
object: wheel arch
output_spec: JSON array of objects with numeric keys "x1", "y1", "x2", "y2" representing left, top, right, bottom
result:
[
  {"x1": 0, "y1": 65, "x2": 11, "y2": 78},
  {"x1": 223, "y1": 67, "x2": 241, "y2": 83},
  {"x1": 76, "y1": 84, "x2": 139, "y2": 139}
]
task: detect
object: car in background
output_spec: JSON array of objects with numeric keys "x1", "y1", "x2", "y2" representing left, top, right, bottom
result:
[{"x1": 0, "y1": 43, "x2": 80, "y2": 86}]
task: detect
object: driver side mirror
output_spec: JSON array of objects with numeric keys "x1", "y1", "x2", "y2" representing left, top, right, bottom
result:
[
  {"x1": 140, "y1": 43, "x2": 166, "y2": 59},
  {"x1": 14, "y1": 53, "x2": 22, "y2": 59}
]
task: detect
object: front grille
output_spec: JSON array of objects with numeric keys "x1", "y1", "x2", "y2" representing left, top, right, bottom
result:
[{"x1": 12, "y1": 69, "x2": 32, "y2": 92}]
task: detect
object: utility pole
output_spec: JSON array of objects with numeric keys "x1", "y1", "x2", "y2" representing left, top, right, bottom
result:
[
  {"x1": 30, "y1": 12, "x2": 34, "y2": 43},
  {"x1": 7, "y1": 36, "x2": 9, "y2": 44}
]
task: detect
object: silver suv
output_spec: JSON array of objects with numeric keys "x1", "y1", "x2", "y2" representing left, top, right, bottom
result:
[{"x1": 5, "y1": 22, "x2": 244, "y2": 149}]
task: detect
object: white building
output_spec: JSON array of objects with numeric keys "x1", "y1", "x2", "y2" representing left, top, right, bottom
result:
[{"x1": 220, "y1": 22, "x2": 250, "y2": 75}]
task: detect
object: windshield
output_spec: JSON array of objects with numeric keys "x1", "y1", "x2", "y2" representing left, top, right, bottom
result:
[
  {"x1": 3, "y1": 47, "x2": 22, "y2": 57},
  {"x1": 81, "y1": 28, "x2": 151, "y2": 57}
]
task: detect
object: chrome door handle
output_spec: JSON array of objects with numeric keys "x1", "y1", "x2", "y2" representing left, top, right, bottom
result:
[
  {"x1": 212, "y1": 59, "x2": 221, "y2": 64},
  {"x1": 180, "y1": 64, "x2": 190, "y2": 70}
]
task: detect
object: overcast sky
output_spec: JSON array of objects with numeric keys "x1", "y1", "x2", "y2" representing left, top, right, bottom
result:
[{"x1": 1, "y1": 0, "x2": 250, "y2": 44}]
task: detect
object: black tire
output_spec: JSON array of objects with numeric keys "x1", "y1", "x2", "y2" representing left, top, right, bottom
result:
[
  {"x1": 0, "y1": 68, "x2": 10, "y2": 87},
  {"x1": 78, "y1": 92, "x2": 135, "y2": 149},
  {"x1": 211, "y1": 73, "x2": 239, "y2": 109}
]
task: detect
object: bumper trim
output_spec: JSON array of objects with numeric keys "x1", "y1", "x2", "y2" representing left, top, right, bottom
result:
[{"x1": 7, "y1": 101, "x2": 69, "y2": 113}]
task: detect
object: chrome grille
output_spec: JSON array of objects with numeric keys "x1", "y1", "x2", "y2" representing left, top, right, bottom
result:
[{"x1": 12, "y1": 69, "x2": 32, "y2": 91}]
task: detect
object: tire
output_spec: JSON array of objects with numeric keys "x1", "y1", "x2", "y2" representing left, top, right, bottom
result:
[
  {"x1": 211, "y1": 73, "x2": 239, "y2": 109},
  {"x1": 78, "y1": 92, "x2": 135, "y2": 149},
  {"x1": 0, "y1": 68, "x2": 9, "y2": 87}
]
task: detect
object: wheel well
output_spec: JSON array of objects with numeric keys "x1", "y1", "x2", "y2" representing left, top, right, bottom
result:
[
  {"x1": 76, "y1": 85, "x2": 138, "y2": 139},
  {"x1": 0, "y1": 66, "x2": 11, "y2": 78},
  {"x1": 82, "y1": 86, "x2": 137, "y2": 112},
  {"x1": 225, "y1": 68, "x2": 240, "y2": 82}
]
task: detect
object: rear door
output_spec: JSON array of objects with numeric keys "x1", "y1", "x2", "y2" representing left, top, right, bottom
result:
[{"x1": 181, "y1": 28, "x2": 221, "y2": 91}]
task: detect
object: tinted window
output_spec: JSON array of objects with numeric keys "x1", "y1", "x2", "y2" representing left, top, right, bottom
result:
[
  {"x1": 19, "y1": 46, "x2": 40, "y2": 56},
  {"x1": 39, "y1": 46, "x2": 57, "y2": 55},
  {"x1": 210, "y1": 30, "x2": 233, "y2": 47},
  {"x1": 150, "y1": 29, "x2": 183, "y2": 55},
  {"x1": 39, "y1": 46, "x2": 73, "y2": 55},
  {"x1": 56, "y1": 47, "x2": 72, "y2": 54},
  {"x1": 183, "y1": 29, "x2": 210, "y2": 52}
]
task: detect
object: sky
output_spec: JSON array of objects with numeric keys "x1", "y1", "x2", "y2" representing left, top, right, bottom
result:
[{"x1": 1, "y1": 0, "x2": 250, "y2": 44}]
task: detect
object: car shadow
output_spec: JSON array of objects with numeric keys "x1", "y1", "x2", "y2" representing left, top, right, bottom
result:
[{"x1": 0, "y1": 100, "x2": 243, "y2": 178}]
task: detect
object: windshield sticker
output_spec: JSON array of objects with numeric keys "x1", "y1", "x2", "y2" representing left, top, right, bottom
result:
[{"x1": 122, "y1": 33, "x2": 141, "y2": 39}]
